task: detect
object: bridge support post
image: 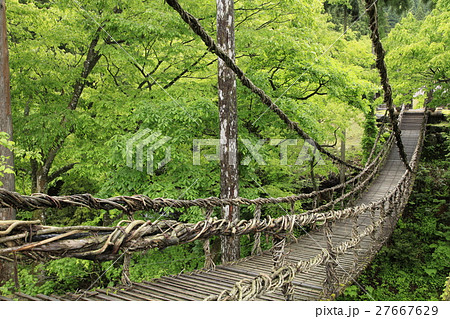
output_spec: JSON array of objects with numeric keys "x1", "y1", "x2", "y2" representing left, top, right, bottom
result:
[
  {"x1": 0, "y1": 0, "x2": 16, "y2": 287},
  {"x1": 272, "y1": 235, "x2": 295, "y2": 300},
  {"x1": 323, "y1": 221, "x2": 338, "y2": 300},
  {"x1": 203, "y1": 207, "x2": 215, "y2": 269},
  {"x1": 121, "y1": 252, "x2": 132, "y2": 286},
  {"x1": 251, "y1": 204, "x2": 262, "y2": 256}
]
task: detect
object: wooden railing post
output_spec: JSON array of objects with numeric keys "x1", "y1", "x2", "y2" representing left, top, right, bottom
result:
[
  {"x1": 203, "y1": 207, "x2": 215, "y2": 269},
  {"x1": 272, "y1": 234, "x2": 294, "y2": 300},
  {"x1": 121, "y1": 252, "x2": 132, "y2": 286},
  {"x1": 272, "y1": 235, "x2": 286, "y2": 268},
  {"x1": 323, "y1": 220, "x2": 338, "y2": 299},
  {"x1": 351, "y1": 213, "x2": 360, "y2": 274},
  {"x1": 251, "y1": 204, "x2": 262, "y2": 256}
]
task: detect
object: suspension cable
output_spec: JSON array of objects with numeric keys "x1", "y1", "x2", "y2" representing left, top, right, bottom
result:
[
  {"x1": 364, "y1": 0, "x2": 412, "y2": 171},
  {"x1": 164, "y1": 0, "x2": 362, "y2": 171}
]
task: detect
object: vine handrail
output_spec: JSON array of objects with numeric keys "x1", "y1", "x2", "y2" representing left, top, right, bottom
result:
[
  {"x1": 0, "y1": 109, "x2": 418, "y2": 262},
  {"x1": 203, "y1": 110, "x2": 427, "y2": 300}
]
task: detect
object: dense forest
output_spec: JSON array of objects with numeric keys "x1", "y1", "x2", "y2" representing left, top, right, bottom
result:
[{"x1": 0, "y1": 0, "x2": 448, "y2": 300}]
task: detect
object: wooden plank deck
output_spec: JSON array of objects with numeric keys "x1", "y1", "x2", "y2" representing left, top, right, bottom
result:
[{"x1": 12, "y1": 111, "x2": 424, "y2": 301}]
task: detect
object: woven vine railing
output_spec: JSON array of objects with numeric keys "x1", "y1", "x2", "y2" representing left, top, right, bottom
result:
[
  {"x1": 203, "y1": 111, "x2": 427, "y2": 301},
  {"x1": 0, "y1": 0, "x2": 425, "y2": 302},
  {"x1": 0, "y1": 0, "x2": 413, "y2": 266},
  {"x1": 0, "y1": 109, "x2": 399, "y2": 262}
]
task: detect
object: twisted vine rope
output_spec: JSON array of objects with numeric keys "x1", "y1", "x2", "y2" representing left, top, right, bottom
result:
[
  {"x1": 0, "y1": 118, "x2": 393, "y2": 215},
  {"x1": 0, "y1": 116, "x2": 398, "y2": 260},
  {"x1": 251, "y1": 204, "x2": 263, "y2": 256},
  {"x1": 164, "y1": 0, "x2": 362, "y2": 171},
  {"x1": 203, "y1": 207, "x2": 215, "y2": 269},
  {"x1": 365, "y1": 0, "x2": 411, "y2": 172},
  {"x1": 203, "y1": 114, "x2": 427, "y2": 300},
  {"x1": 0, "y1": 204, "x2": 372, "y2": 260}
]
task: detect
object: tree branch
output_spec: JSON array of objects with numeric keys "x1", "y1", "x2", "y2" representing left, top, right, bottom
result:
[
  {"x1": 48, "y1": 163, "x2": 79, "y2": 184},
  {"x1": 68, "y1": 28, "x2": 102, "y2": 110},
  {"x1": 164, "y1": 52, "x2": 208, "y2": 89}
]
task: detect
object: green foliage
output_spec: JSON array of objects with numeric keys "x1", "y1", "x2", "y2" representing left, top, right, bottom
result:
[
  {"x1": 3, "y1": 0, "x2": 441, "y2": 297},
  {"x1": 5, "y1": 0, "x2": 379, "y2": 206},
  {"x1": 0, "y1": 132, "x2": 15, "y2": 186},
  {"x1": 442, "y1": 275, "x2": 450, "y2": 301},
  {"x1": 361, "y1": 106, "x2": 378, "y2": 162},
  {"x1": 129, "y1": 244, "x2": 204, "y2": 282},
  {"x1": 386, "y1": 1, "x2": 450, "y2": 108},
  {"x1": 0, "y1": 258, "x2": 113, "y2": 296}
]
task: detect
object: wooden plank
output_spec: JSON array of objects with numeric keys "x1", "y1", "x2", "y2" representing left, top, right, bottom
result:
[
  {"x1": 87, "y1": 293, "x2": 121, "y2": 301},
  {"x1": 165, "y1": 275, "x2": 234, "y2": 296},
  {"x1": 65, "y1": 292, "x2": 98, "y2": 301},
  {"x1": 135, "y1": 282, "x2": 194, "y2": 301},
  {"x1": 95, "y1": 289, "x2": 136, "y2": 301},
  {"x1": 0, "y1": 295, "x2": 13, "y2": 301},
  {"x1": 112, "y1": 289, "x2": 157, "y2": 301},
  {"x1": 218, "y1": 265, "x2": 260, "y2": 277},
  {"x1": 35, "y1": 294, "x2": 61, "y2": 301},
  {"x1": 14, "y1": 292, "x2": 41, "y2": 301},
  {"x1": 149, "y1": 280, "x2": 207, "y2": 300},
  {"x1": 163, "y1": 276, "x2": 224, "y2": 295},
  {"x1": 120, "y1": 285, "x2": 171, "y2": 301},
  {"x1": 51, "y1": 294, "x2": 74, "y2": 301},
  {"x1": 177, "y1": 273, "x2": 235, "y2": 289},
  {"x1": 182, "y1": 272, "x2": 283, "y2": 301},
  {"x1": 194, "y1": 269, "x2": 247, "y2": 285}
]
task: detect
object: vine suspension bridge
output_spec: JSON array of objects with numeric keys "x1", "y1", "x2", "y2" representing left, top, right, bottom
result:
[
  {"x1": 0, "y1": 108, "x2": 428, "y2": 301},
  {"x1": 0, "y1": 0, "x2": 433, "y2": 301}
]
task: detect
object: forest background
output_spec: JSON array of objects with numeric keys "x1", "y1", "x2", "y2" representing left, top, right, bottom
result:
[{"x1": 0, "y1": 0, "x2": 448, "y2": 300}]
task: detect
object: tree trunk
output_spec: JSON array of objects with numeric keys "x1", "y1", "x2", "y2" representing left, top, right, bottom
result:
[
  {"x1": 0, "y1": 0, "x2": 15, "y2": 220},
  {"x1": 29, "y1": 32, "x2": 101, "y2": 196},
  {"x1": 340, "y1": 130, "x2": 346, "y2": 184},
  {"x1": 0, "y1": 0, "x2": 16, "y2": 286},
  {"x1": 217, "y1": 0, "x2": 240, "y2": 263}
]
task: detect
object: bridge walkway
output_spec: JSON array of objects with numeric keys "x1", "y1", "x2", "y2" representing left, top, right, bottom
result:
[{"x1": 8, "y1": 111, "x2": 424, "y2": 301}]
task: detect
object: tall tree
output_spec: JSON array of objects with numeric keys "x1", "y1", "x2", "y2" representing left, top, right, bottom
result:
[
  {"x1": 217, "y1": 0, "x2": 240, "y2": 262},
  {"x1": 0, "y1": 0, "x2": 14, "y2": 220},
  {"x1": 0, "y1": 0, "x2": 15, "y2": 286}
]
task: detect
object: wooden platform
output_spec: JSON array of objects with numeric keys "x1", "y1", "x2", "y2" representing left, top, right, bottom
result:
[{"x1": 11, "y1": 111, "x2": 424, "y2": 301}]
